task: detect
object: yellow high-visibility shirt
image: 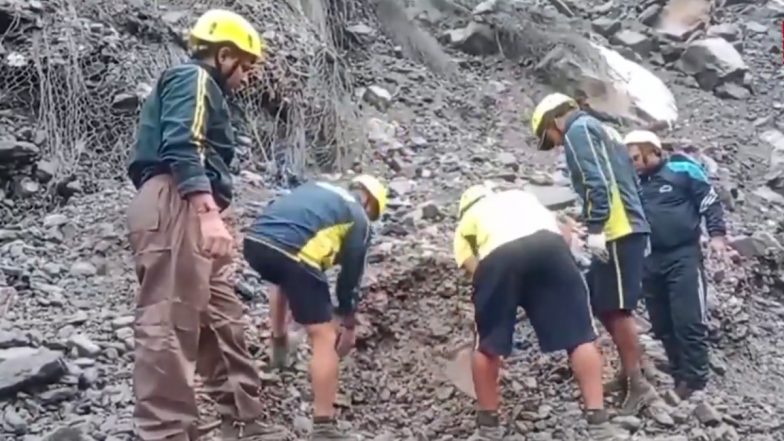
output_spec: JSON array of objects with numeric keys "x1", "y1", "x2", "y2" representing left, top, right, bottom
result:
[{"x1": 453, "y1": 189, "x2": 561, "y2": 267}]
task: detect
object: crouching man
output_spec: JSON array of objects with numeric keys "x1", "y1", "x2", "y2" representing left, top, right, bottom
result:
[
  {"x1": 624, "y1": 130, "x2": 728, "y2": 399},
  {"x1": 454, "y1": 184, "x2": 627, "y2": 441},
  {"x1": 243, "y1": 176, "x2": 387, "y2": 441}
]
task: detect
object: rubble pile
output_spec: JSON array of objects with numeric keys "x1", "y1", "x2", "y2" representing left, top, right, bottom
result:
[{"x1": 1, "y1": 0, "x2": 784, "y2": 439}]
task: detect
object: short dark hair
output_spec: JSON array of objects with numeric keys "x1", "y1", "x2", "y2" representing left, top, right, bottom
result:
[{"x1": 536, "y1": 100, "x2": 578, "y2": 137}]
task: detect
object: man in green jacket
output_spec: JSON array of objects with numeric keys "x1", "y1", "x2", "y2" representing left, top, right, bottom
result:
[{"x1": 127, "y1": 9, "x2": 288, "y2": 441}]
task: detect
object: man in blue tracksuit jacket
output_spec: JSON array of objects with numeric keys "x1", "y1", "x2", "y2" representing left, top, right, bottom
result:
[
  {"x1": 624, "y1": 130, "x2": 728, "y2": 399},
  {"x1": 531, "y1": 93, "x2": 658, "y2": 415}
]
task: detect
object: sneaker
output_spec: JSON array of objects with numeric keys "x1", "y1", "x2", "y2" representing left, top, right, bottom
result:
[
  {"x1": 619, "y1": 376, "x2": 659, "y2": 416},
  {"x1": 221, "y1": 419, "x2": 292, "y2": 441},
  {"x1": 310, "y1": 419, "x2": 358, "y2": 441},
  {"x1": 587, "y1": 421, "x2": 630, "y2": 441},
  {"x1": 466, "y1": 425, "x2": 505, "y2": 441},
  {"x1": 271, "y1": 335, "x2": 290, "y2": 370}
]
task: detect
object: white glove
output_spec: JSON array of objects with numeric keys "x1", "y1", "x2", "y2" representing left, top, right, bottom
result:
[{"x1": 586, "y1": 232, "x2": 609, "y2": 263}]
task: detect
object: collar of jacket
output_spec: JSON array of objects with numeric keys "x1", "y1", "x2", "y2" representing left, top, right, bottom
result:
[
  {"x1": 563, "y1": 110, "x2": 589, "y2": 133},
  {"x1": 188, "y1": 59, "x2": 229, "y2": 93},
  {"x1": 641, "y1": 155, "x2": 669, "y2": 180}
]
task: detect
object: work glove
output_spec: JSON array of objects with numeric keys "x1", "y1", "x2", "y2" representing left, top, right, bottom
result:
[{"x1": 586, "y1": 232, "x2": 610, "y2": 263}]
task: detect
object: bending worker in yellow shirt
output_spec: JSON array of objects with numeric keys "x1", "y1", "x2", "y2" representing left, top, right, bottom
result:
[{"x1": 454, "y1": 184, "x2": 627, "y2": 441}]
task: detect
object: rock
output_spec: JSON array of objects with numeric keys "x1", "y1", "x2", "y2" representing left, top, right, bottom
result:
[
  {"x1": 0, "y1": 348, "x2": 67, "y2": 398},
  {"x1": 444, "y1": 22, "x2": 498, "y2": 56},
  {"x1": 41, "y1": 426, "x2": 87, "y2": 441},
  {"x1": 345, "y1": 23, "x2": 375, "y2": 41},
  {"x1": 707, "y1": 24, "x2": 742, "y2": 42},
  {"x1": 67, "y1": 335, "x2": 101, "y2": 358},
  {"x1": 70, "y1": 261, "x2": 97, "y2": 277},
  {"x1": 679, "y1": 38, "x2": 749, "y2": 90},
  {"x1": 111, "y1": 316, "x2": 134, "y2": 329},
  {"x1": 639, "y1": 4, "x2": 662, "y2": 27},
  {"x1": 524, "y1": 185, "x2": 578, "y2": 210},
  {"x1": 613, "y1": 415, "x2": 642, "y2": 431},
  {"x1": 13, "y1": 177, "x2": 39, "y2": 198},
  {"x1": 715, "y1": 82, "x2": 750, "y2": 100},
  {"x1": 111, "y1": 93, "x2": 139, "y2": 112},
  {"x1": 0, "y1": 139, "x2": 40, "y2": 162},
  {"x1": 43, "y1": 213, "x2": 69, "y2": 228},
  {"x1": 0, "y1": 330, "x2": 28, "y2": 349},
  {"x1": 363, "y1": 85, "x2": 393, "y2": 111},
  {"x1": 729, "y1": 236, "x2": 769, "y2": 258},
  {"x1": 611, "y1": 30, "x2": 654, "y2": 56},
  {"x1": 35, "y1": 159, "x2": 57, "y2": 183},
  {"x1": 694, "y1": 401, "x2": 722, "y2": 427},
  {"x1": 591, "y1": 17, "x2": 621, "y2": 37},
  {"x1": 745, "y1": 21, "x2": 767, "y2": 34}
]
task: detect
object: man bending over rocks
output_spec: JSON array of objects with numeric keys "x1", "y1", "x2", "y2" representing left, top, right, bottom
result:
[
  {"x1": 453, "y1": 184, "x2": 629, "y2": 441},
  {"x1": 126, "y1": 9, "x2": 289, "y2": 441},
  {"x1": 243, "y1": 176, "x2": 388, "y2": 441},
  {"x1": 530, "y1": 93, "x2": 660, "y2": 415},
  {"x1": 625, "y1": 130, "x2": 728, "y2": 400}
]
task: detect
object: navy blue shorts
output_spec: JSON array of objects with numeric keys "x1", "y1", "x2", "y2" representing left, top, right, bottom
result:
[
  {"x1": 243, "y1": 237, "x2": 333, "y2": 325},
  {"x1": 587, "y1": 233, "x2": 648, "y2": 315},
  {"x1": 472, "y1": 230, "x2": 597, "y2": 357}
]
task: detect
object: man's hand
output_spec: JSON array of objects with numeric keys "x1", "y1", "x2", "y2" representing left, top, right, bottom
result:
[
  {"x1": 586, "y1": 233, "x2": 609, "y2": 262},
  {"x1": 198, "y1": 210, "x2": 234, "y2": 258},
  {"x1": 708, "y1": 235, "x2": 728, "y2": 260},
  {"x1": 335, "y1": 314, "x2": 356, "y2": 358}
]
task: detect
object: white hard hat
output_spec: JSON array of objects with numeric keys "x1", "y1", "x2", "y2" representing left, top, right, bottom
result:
[{"x1": 623, "y1": 130, "x2": 662, "y2": 149}]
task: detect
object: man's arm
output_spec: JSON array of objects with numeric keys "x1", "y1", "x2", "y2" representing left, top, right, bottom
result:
[
  {"x1": 673, "y1": 161, "x2": 727, "y2": 237},
  {"x1": 159, "y1": 65, "x2": 215, "y2": 201},
  {"x1": 453, "y1": 219, "x2": 478, "y2": 276},
  {"x1": 334, "y1": 212, "x2": 372, "y2": 322},
  {"x1": 563, "y1": 121, "x2": 614, "y2": 235}
]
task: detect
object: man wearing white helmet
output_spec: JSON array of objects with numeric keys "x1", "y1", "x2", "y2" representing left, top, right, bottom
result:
[{"x1": 624, "y1": 130, "x2": 728, "y2": 399}]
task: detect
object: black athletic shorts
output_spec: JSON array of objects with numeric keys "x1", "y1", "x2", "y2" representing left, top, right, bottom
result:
[
  {"x1": 586, "y1": 232, "x2": 648, "y2": 315},
  {"x1": 472, "y1": 230, "x2": 597, "y2": 357},
  {"x1": 243, "y1": 236, "x2": 333, "y2": 325}
]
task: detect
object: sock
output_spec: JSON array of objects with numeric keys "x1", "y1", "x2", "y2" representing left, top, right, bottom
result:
[
  {"x1": 585, "y1": 408, "x2": 609, "y2": 425},
  {"x1": 476, "y1": 410, "x2": 499, "y2": 427}
]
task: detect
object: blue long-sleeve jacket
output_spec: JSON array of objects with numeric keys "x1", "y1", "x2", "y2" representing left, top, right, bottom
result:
[
  {"x1": 562, "y1": 111, "x2": 650, "y2": 240},
  {"x1": 248, "y1": 182, "x2": 372, "y2": 315},
  {"x1": 639, "y1": 153, "x2": 727, "y2": 251},
  {"x1": 128, "y1": 60, "x2": 236, "y2": 209}
]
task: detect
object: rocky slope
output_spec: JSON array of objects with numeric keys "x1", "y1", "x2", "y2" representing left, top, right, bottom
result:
[{"x1": 3, "y1": 0, "x2": 784, "y2": 440}]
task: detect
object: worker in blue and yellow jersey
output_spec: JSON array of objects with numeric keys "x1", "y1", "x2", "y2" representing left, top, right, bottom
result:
[
  {"x1": 243, "y1": 175, "x2": 388, "y2": 441},
  {"x1": 454, "y1": 184, "x2": 628, "y2": 441},
  {"x1": 126, "y1": 9, "x2": 290, "y2": 441},
  {"x1": 530, "y1": 93, "x2": 659, "y2": 416},
  {"x1": 625, "y1": 130, "x2": 728, "y2": 400}
]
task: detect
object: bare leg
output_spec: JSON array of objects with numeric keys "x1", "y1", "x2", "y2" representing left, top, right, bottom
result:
[
  {"x1": 568, "y1": 342, "x2": 604, "y2": 410},
  {"x1": 472, "y1": 350, "x2": 502, "y2": 411},
  {"x1": 268, "y1": 285, "x2": 288, "y2": 338},
  {"x1": 305, "y1": 322, "x2": 340, "y2": 418}
]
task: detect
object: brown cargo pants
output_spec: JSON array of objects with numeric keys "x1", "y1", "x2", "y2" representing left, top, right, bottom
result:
[{"x1": 127, "y1": 175, "x2": 264, "y2": 441}]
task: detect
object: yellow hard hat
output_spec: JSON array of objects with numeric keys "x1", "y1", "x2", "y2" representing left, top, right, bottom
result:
[
  {"x1": 459, "y1": 184, "x2": 493, "y2": 219},
  {"x1": 352, "y1": 174, "x2": 388, "y2": 220},
  {"x1": 190, "y1": 9, "x2": 265, "y2": 59},
  {"x1": 530, "y1": 93, "x2": 577, "y2": 149}
]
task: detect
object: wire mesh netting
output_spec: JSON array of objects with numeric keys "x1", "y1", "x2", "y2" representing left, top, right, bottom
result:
[{"x1": 0, "y1": 0, "x2": 370, "y2": 210}]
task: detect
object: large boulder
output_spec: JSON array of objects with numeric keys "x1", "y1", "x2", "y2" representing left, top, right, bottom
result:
[{"x1": 678, "y1": 37, "x2": 748, "y2": 90}]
